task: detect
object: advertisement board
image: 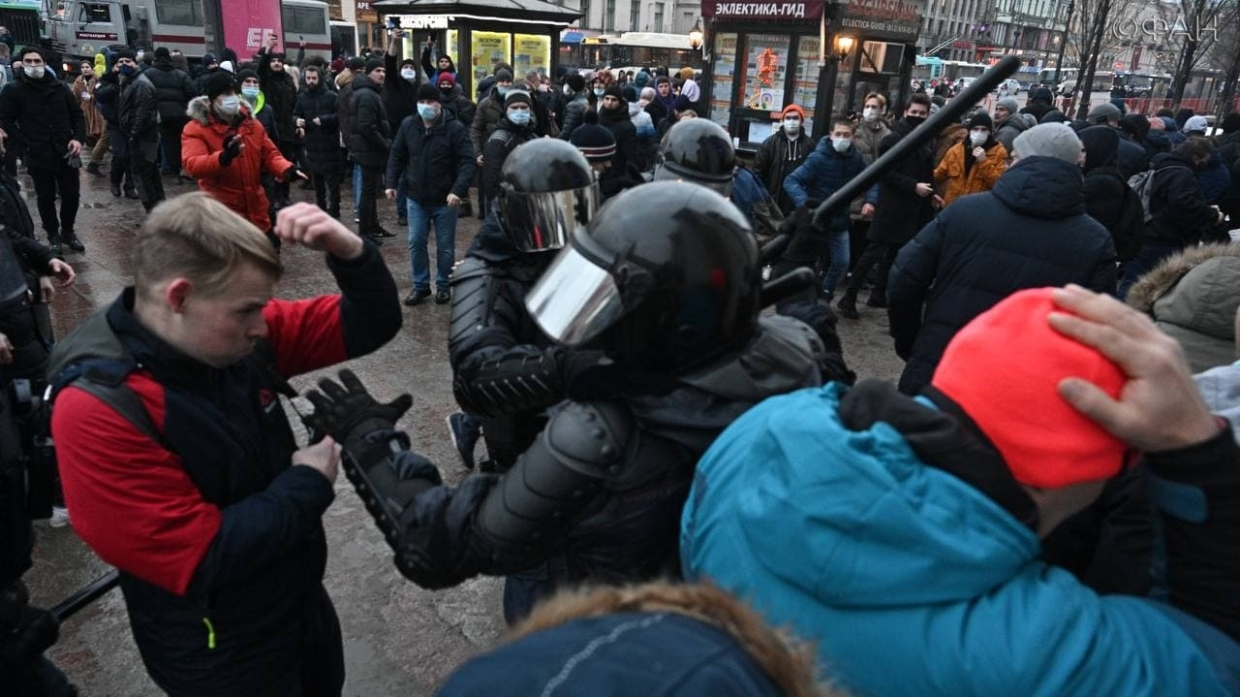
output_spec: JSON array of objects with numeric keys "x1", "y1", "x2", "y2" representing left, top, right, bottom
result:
[{"x1": 223, "y1": 0, "x2": 285, "y2": 55}]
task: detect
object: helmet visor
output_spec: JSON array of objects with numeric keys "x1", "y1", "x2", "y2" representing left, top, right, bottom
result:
[
  {"x1": 652, "y1": 160, "x2": 733, "y2": 198},
  {"x1": 525, "y1": 244, "x2": 623, "y2": 346},
  {"x1": 497, "y1": 183, "x2": 600, "y2": 253}
]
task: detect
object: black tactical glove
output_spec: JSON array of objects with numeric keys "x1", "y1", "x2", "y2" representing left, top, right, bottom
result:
[
  {"x1": 219, "y1": 133, "x2": 243, "y2": 167},
  {"x1": 560, "y1": 350, "x2": 629, "y2": 402},
  {"x1": 283, "y1": 165, "x2": 306, "y2": 183},
  {"x1": 302, "y1": 369, "x2": 413, "y2": 449}
]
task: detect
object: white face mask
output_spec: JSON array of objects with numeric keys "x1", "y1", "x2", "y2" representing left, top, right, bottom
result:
[
  {"x1": 401, "y1": 68, "x2": 416, "y2": 80},
  {"x1": 783, "y1": 118, "x2": 801, "y2": 134},
  {"x1": 969, "y1": 130, "x2": 988, "y2": 146},
  {"x1": 832, "y1": 137, "x2": 852, "y2": 153},
  {"x1": 23, "y1": 65, "x2": 44, "y2": 79},
  {"x1": 863, "y1": 107, "x2": 880, "y2": 122},
  {"x1": 562, "y1": 84, "x2": 572, "y2": 95},
  {"x1": 216, "y1": 95, "x2": 241, "y2": 115}
]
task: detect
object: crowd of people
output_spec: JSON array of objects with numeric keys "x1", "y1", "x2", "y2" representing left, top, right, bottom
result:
[{"x1": 0, "y1": 31, "x2": 1238, "y2": 696}]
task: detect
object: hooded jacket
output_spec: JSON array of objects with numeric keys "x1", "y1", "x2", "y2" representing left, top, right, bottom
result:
[
  {"x1": 598, "y1": 101, "x2": 638, "y2": 174},
  {"x1": 782, "y1": 137, "x2": 874, "y2": 231},
  {"x1": 143, "y1": 55, "x2": 197, "y2": 121},
  {"x1": 0, "y1": 67, "x2": 86, "y2": 170},
  {"x1": 754, "y1": 127, "x2": 815, "y2": 214},
  {"x1": 1145, "y1": 152, "x2": 1223, "y2": 250},
  {"x1": 471, "y1": 86, "x2": 507, "y2": 155},
  {"x1": 933, "y1": 137, "x2": 1007, "y2": 207},
  {"x1": 383, "y1": 51, "x2": 418, "y2": 130},
  {"x1": 1127, "y1": 244, "x2": 1240, "y2": 373},
  {"x1": 681, "y1": 379, "x2": 1240, "y2": 696},
  {"x1": 1080, "y1": 125, "x2": 1142, "y2": 261},
  {"x1": 347, "y1": 73, "x2": 391, "y2": 169},
  {"x1": 257, "y1": 49, "x2": 298, "y2": 145},
  {"x1": 437, "y1": 83, "x2": 476, "y2": 127},
  {"x1": 888, "y1": 156, "x2": 1118, "y2": 394},
  {"x1": 293, "y1": 82, "x2": 342, "y2": 173},
  {"x1": 558, "y1": 89, "x2": 590, "y2": 141},
  {"x1": 993, "y1": 112, "x2": 1035, "y2": 155},
  {"x1": 182, "y1": 96, "x2": 294, "y2": 231}
]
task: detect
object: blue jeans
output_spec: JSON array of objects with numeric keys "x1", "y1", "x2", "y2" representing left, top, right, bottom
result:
[
  {"x1": 822, "y1": 228, "x2": 850, "y2": 297},
  {"x1": 503, "y1": 556, "x2": 570, "y2": 626},
  {"x1": 352, "y1": 164, "x2": 362, "y2": 212},
  {"x1": 407, "y1": 200, "x2": 457, "y2": 292}
]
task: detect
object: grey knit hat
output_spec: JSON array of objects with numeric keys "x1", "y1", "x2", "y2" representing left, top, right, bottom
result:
[
  {"x1": 1086, "y1": 102, "x2": 1122, "y2": 125},
  {"x1": 995, "y1": 97, "x2": 1019, "y2": 116},
  {"x1": 1012, "y1": 123, "x2": 1082, "y2": 165}
]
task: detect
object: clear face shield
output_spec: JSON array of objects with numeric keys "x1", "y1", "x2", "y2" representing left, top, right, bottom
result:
[
  {"x1": 496, "y1": 181, "x2": 601, "y2": 253},
  {"x1": 524, "y1": 241, "x2": 625, "y2": 346}
]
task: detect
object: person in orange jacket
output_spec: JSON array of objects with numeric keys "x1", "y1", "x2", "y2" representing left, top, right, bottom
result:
[
  {"x1": 934, "y1": 111, "x2": 1007, "y2": 208},
  {"x1": 181, "y1": 71, "x2": 305, "y2": 235}
]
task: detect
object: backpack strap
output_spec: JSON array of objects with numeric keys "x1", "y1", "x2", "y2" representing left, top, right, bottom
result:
[{"x1": 50, "y1": 358, "x2": 165, "y2": 447}]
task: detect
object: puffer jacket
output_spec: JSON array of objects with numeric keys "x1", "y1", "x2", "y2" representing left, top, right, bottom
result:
[
  {"x1": 481, "y1": 118, "x2": 536, "y2": 201},
  {"x1": 753, "y1": 127, "x2": 814, "y2": 214},
  {"x1": 347, "y1": 74, "x2": 391, "y2": 169},
  {"x1": 118, "y1": 72, "x2": 160, "y2": 143},
  {"x1": 782, "y1": 137, "x2": 873, "y2": 231},
  {"x1": 181, "y1": 96, "x2": 294, "y2": 231},
  {"x1": 470, "y1": 88, "x2": 505, "y2": 155},
  {"x1": 628, "y1": 100, "x2": 655, "y2": 171},
  {"x1": 682, "y1": 379, "x2": 1240, "y2": 696},
  {"x1": 933, "y1": 138, "x2": 1007, "y2": 208},
  {"x1": 257, "y1": 50, "x2": 298, "y2": 145},
  {"x1": 385, "y1": 109, "x2": 475, "y2": 206},
  {"x1": 438, "y1": 84, "x2": 476, "y2": 127},
  {"x1": 293, "y1": 83, "x2": 342, "y2": 173},
  {"x1": 993, "y1": 112, "x2": 1034, "y2": 155},
  {"x1": 143, "y1": 56, "x2": 196, "y2": 121},
  {"x1": 1145, "y1": 152, "x2": 1222, "y2": 250},
  {"x1": 0, "y1": 68, "x2": 85, "y2": 170},
  {"x1": 558, "y1": 91, "x2": 589, "y2": 140},
  {"x1": 888, "y1": 156, "x2": 1118, "y2": 394},
  {"x1": 1127, "y1": 244, "x2": 1240, "y2": 373}
]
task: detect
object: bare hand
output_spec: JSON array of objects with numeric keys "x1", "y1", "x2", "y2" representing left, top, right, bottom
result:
[
  {"x1": 294, "y1": 436, "x2": 340, "y2": 483},
  {"x1": 296, "y1": 117, "x2": 306, "y2": 128},
  {"x1": 972, "y1": 146, "x2": 985, "y2": 159},
  {"x1": 1049, "y1": 284, "x2": 1221, "y2": 453},
  {"x1": 47, "y1": 258, "x2": 75, "y2": 287},
  {"x1": 446, "y1": 193, "x2": 461, "y2": 208},
  {"x1": 861, "y1": 202, "x2": 875, "y2": 218},
  {"x1": 38, "y1": 276, "x2": 55, "y2": 302},
  {"x1": 915, "y1": 182, "x2": 933, "y2": 197},
  {"x1": 274, "y1": 202, "x2": 365, "y2": 260},
  {"x1": 312, "y1": 117, "x2": 321, "y2": 126},
  {"x1": 384, "y1": 188, "x2": 397, "y2": 200},
  {"x1": 476, "y1": 155, "x2": 484, "y2": 166},
  {"x1": 68, "y1": 140, "x2": 83, "y2": 157},
  {"x1": 0, "y1": 332, "x2": 11, "y2": 364}
]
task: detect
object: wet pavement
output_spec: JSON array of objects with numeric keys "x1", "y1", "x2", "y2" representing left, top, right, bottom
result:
[{"x1": 23, "y1": 166, "x2": 905, "y2": 695}]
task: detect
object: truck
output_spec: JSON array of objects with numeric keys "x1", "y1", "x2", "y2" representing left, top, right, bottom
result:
[{"x1": 43, "y1": 0, "x2": 333, "y2": 73}]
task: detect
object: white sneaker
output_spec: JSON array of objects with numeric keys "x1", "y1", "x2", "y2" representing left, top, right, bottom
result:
[{"x1": 49, "y1": 505, "x2": 70, "y2": 528}]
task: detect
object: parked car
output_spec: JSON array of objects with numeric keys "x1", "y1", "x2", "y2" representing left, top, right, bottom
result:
[{"x1": 998, "y1": 78, "x2": 1021, "y2": 94}]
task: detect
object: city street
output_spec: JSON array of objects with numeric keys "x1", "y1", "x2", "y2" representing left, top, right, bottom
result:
[{"x1": 23, "y1": 168, "x2": 907, "y2": 695}]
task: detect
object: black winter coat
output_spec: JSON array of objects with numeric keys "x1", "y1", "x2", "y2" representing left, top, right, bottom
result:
[
  {"x1": 869, "y1": 119, "x2": 935, "y2": 245},
  {"x1": 383, "y1": 50, "x2": 417, "y2": 130},
  {"x1": 118, "y1": 73, "x2": 160, "y2": 156},
  {"x1": 481, "y1": 118, "x2": 536, "y2": 201},
  {"x1": 888, "y1": 156, "x2": 1118, "y2": 394},
  {"x1": 1080, "y1": 125, "x2": 1142, "y2": 261},
  {"x1": 1145, "y1": 152, "x2": 1222, "y2": 250},
  {"x1": 438, "y1": 84, "x2": 476, "y2": 127},
  {"x1": 753, "y1": 128, "x2": 815, "y2": 214},
  {"x1": 1114, "y1": 130, "x2": 1150, "y2": 179},
  {"x1": 386, "y1": 111, "x2": 476, "y2": 206},
  {"x1": 558, "y1": 93, "x2": 589, "y2": 140},
  {"x1": 293, "y1": 85, "x2": 342, "y2": 173},
  {"x1": 598, "y1": 104, "x2": 638, "y2": 174},
  {"x1": 258, "y1": 50, "x2": 298, "y2": 146},
  {"x1": 94, "y1": 71, "x2": 122, "y2": 126},
  {"x1": 348, "y1": 75, "x2": 391, "y2": 169},
  {"x1": 143, "y1": 57, "x2": 196, "y2": 121},
  {"x1": 0, "y1": 71, "x2": 85, "y2": 170}
]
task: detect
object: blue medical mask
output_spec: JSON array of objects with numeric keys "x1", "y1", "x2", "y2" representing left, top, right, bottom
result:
[
  {"x1": 593, "y1": 87, "x2": 605, "y2": 97},
  {"x1": 497, "y1": 85, "x2": 510, "y2": 97},
  {"x1": 241, "y1": 86, "x2": 260, "y2": 99},
  {"x1": 508, "y1": 109, "x2": 531, "y2": 125},
  {"x1": 216, "y1": 95, "x2": 241, "y2": 115},
  {"x1": 417, "y1": 103, "x2": 438, "y2": 120}
]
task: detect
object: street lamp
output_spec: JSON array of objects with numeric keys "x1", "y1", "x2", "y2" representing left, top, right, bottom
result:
[{"x1": 835, "y1": 35, "x2": 854, "y2": 62}]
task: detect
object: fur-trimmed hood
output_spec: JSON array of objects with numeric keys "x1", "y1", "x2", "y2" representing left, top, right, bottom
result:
[
  {"x1": 1127, "y1": 243, "x2": 1240, "y2": 372},
  {"x1": 186, "y1": 94, "x2": 254, "y2": 126}
]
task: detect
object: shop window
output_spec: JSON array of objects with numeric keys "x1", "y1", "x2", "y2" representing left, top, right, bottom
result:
[
  {"x1": 472, "y1": 31, "x2": 512, "y2": 93},
  {"x1": 738, "y1": 34, "x2": 790, "y2": 112},
  {"x1": 792, "y1": 36, "x2": 820, "y2": 132},
  {"x1": 514, "y1": 34, "x2": 550, "y2": 78},
  {"x1": 709, "y1": 32, "x2": 739, "y2": 125}
]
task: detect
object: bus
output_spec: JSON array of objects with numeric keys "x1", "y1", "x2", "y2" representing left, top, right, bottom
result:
[
  {"x1": 1035, "y1": 66, "x2": 1077, "y2": 94},
  {"x1": 1111, "y1": 71, "x2": 1171, "y2": 99},
  {"x1": 583, "y1": 32, "x2": 702, "y2": 70}
]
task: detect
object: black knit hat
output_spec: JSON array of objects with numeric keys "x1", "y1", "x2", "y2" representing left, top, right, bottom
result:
[
  {"x1": 347, "y1": 57, "x2": 366, "y2": 71},
  {"x1": 495, "y1": 69, "x2": 513, "y2": 83},
  {"x1": 569, "y1": 110, "x2": 616, "y2": 162},
  {"x1": 154, "y1": 46, "x2": 170, "y2": 60},
  {"x1": 566, "y1": 73, "x2": 585, "y2": 92},
  {"x1": 966, "y1": 111, "x2": 993, "y2": 131},
  {"x1": 622, "y1": 85, "x2": 638, "y2": 102},
  {"x1": 365, "y1": 59, "x2": 384, "y2": 74},
  {"x1": 416, "y1": 82, "x2": 441, "y2": 103},
  {"x1": 504, "y1": 90, "x2": 532, "y2": 109},
  {"x1": 204, "y1": 71, "x2": 236, "y2": 101},
  {"x1": 401, "y1": 57, "x2": 417, "y2": 68},
  {"x1": 236, "y1": 68, "x2": 259, "y2": 85},
  {"x1": 603, "y1": 85, "x2": 624, "y2": 101}
]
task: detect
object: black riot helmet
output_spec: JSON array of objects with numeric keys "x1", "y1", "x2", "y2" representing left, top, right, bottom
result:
[
  {"x1": 496, "y1": 139, "x2": 600, "y2": 253},
  {"x1": 525, "y1": 182, "x2": 761, "y2": 374},
  {"x1": 653, "y1": 119, "x2": 736, "y2": 197}
]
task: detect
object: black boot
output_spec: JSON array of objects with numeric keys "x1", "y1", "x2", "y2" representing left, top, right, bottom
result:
[
  {"x1": 47, "y1": 233, "x2": 62, "y2": 257},
  {"x1": 836, "y1": 290, "x2": 860, "y2": 320},
  {"x1": 124, "y1": 188, "x2": 140, "y2": 199},
  {"x1": 62, "y1": 231, "x2": 85, "y2": 252},
  {"x1": 86, "y1": 162, "x2": 105, "y2": 177},
  {"x1": 110, "y1": 183, "x2": 121, "y2": 197}
]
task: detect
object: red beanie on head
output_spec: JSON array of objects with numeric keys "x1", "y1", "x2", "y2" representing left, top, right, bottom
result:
[{"x1": 931, "y1": 288, "x2": 1129, "y2": 489}]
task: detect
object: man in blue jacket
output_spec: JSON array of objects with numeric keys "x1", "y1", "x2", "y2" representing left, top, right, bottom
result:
[
  {"x1": 782, "y1": 117, "x2": 875, "y2": 299},
  {"x1": 682, "y1": 285, "x2": 1240, "y2": 696}
]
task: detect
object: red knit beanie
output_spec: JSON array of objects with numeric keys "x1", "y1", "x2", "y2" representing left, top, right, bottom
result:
[{"x1": 930, "y1": 288, "x2": 1129, "y2": 488}]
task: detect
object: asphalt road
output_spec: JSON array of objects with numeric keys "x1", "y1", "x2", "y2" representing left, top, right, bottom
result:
[{"x1": 23, "y1": 167, "x2": 907, "y2": 695}]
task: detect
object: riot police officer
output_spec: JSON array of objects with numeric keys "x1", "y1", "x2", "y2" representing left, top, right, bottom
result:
[{"x1": 304, "y1": 183, "x2": 834, "y2": 625}]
